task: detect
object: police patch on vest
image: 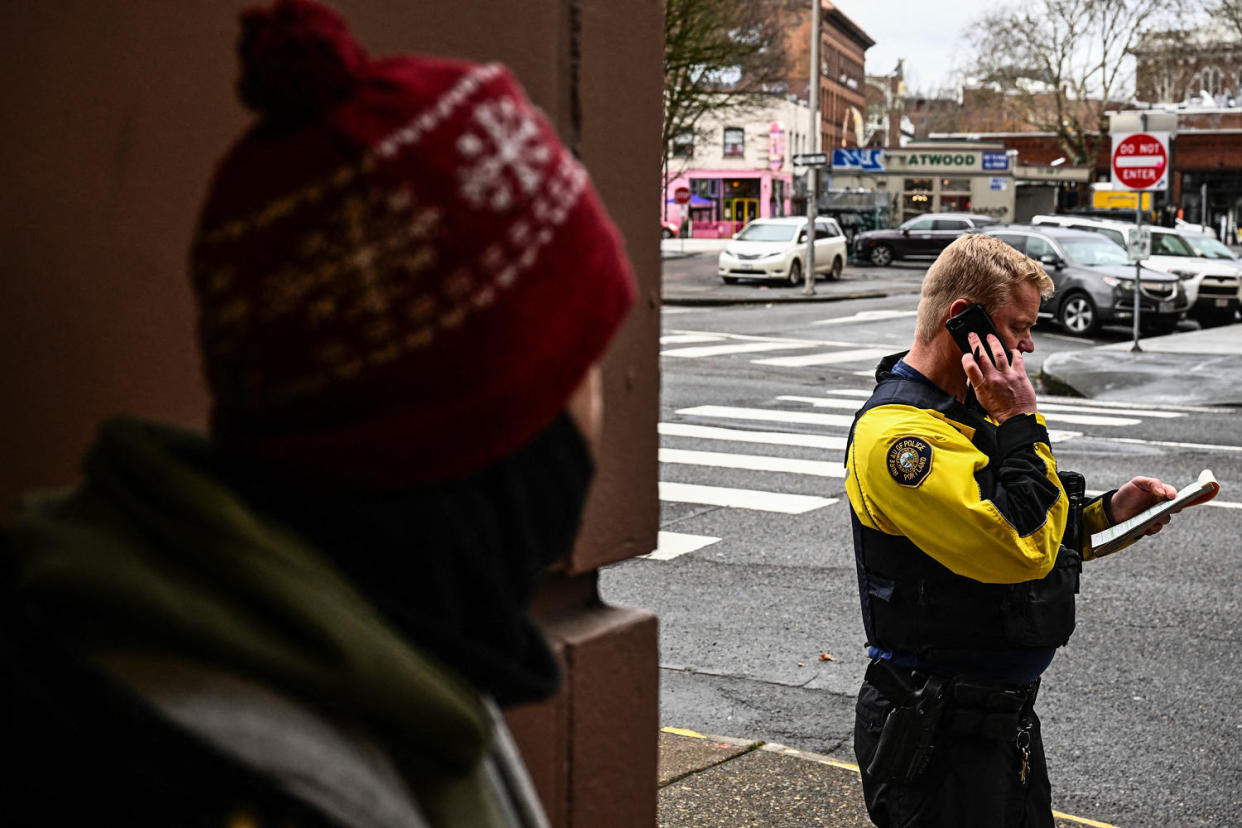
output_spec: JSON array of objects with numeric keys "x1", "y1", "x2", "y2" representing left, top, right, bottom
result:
[{"x1": 887, "y1": 437, "x2": 933, "y2": 487}]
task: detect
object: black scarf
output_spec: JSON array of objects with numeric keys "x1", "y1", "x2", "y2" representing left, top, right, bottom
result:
[{"x1": 221, "y1": 412, "x2": 594, "y2": 706}]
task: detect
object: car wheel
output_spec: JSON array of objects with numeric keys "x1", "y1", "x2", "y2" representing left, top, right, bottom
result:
[
  {"x1": 828, "y1": 256, "x2": 843, "y2": 281},
  {"x1": 662, "y1": 227, "x2": 674, "y2": 239},
  {"x1": 722, "y1": 276, "x2": 739, "y2": 285},
  {"x1": 869, "y1": 245, "x2": 893, "y2": 267},
  {"x1": 787, "y1": 259, "x2": 803, "y2": 287},
  {"x1": 1058, "y1": 292, "x2": 1100, "y2": 337}
]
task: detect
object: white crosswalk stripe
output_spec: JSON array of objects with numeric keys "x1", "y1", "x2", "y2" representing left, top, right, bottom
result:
[
  {"x1": 813, "y1": 310, "x2": 918, "y2": 326},
  {"x1": 662, "y1": 340, "x2": 821, "y2": 358},
  {"x1": 658, "y1": 423, "x2": 848, "y2": 450},
  {"x1": 676, "y1": 405, "x2": 855, "y2": 428},
  {"x1": 753, "y1": 348, "x2": 888, "y2": 367},
  {"x1": 643, "y1": 531, "x2": 720, "y2": 561},
  {"x1": 659, "y1": 482, "x2": 837, "y2": 514},
  {"x1": 660, "y1": 333, "x2": 725, "y2": 345},
  {"x1": 660, "y1": 448, "x2": 845, "y2": 478}
]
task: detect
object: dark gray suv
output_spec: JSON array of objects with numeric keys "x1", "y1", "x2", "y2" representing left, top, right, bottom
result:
[{"x1": 984, "y1": 225, "x2": 1189, "y2": 336}]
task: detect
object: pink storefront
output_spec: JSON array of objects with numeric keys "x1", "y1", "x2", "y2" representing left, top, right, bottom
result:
[{"x1": 664, "y1": 171, "x2": 794, "y2": 238}]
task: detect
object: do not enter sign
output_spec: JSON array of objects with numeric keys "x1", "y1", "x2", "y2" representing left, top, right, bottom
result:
[{"x1": 1112, "y1": 132, "x2": 1169, "y2": 191}]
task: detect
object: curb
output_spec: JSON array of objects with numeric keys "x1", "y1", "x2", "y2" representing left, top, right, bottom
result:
[{"x1": 662, "y1": 287, "x2": 921, "y2": 307}]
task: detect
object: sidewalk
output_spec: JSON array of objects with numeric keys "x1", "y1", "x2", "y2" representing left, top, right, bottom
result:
[
  {"x1": 1039, "y1": 323, "x2": 1242, "y2": 405},
  {"x1": 657, "y1": 728, "x2": 1096, "y2": 827}
]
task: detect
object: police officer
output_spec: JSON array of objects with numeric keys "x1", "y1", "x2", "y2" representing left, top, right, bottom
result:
[{"x1": 845, "y1": 234, "x2": 1177, "y2": 827}]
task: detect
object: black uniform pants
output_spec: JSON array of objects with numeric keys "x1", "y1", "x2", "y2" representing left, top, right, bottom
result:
[{"x1": 854, "y1": 675, "x2": 1054, "y2": 828}]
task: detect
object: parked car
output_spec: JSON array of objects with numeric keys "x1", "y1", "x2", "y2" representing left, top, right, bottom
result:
[
  {"x1": 1183, "y1": 232, "x2": 1242, "y2": 265},
  {"x1": 1030, "y1": 215, "x2": 1240, "y2": 327},
  {"x1": 661, "y1": 219, "x2": 681, "y2": 239},
  {"x1": 852, "y1": 212, "x2": 1000, "y2": 266},
  {"x1": 984, "y1": 225, "x2": 1189, "y2": 337},
  {"x1": 717, "y1": 217, "x2": 847, "y2": 286}
]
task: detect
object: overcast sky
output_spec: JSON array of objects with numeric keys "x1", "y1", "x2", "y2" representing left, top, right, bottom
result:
[{"x1": 836, "y1": 0, "x2": 982, "y2": 94}]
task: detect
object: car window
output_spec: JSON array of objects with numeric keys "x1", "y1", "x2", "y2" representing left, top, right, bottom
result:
[
  {"x1": 969, "y1": 216, "x2": 999, "y2": 227},
  {"x1": 1061, "y1": 238, "x2": 1130, "y2": 266},
  {"x1": 905, "y1": 218, "x2": 935, "y2": 231},
  {"x1": 1026, "y1": 236, "x2": 1056, "y2": 259},
  {"x1": 933, "y1": 219, "x2": 969, "y2": 230},
  {"x1": 991, "y1": 234, "x2": 1027, "y2": 254},
  {"x1": 1150, "y1": 232, "x2": 1196, "y2": 257},
  {"x1": 736, "y1": 223, "x2": 797, "y2": 242},
  {"x1": 1077, "y1": 226, "x2": 1125, "y2": 248},
  {"x1": 815, "y1": 222, "x2": 839, "y2": 239},
  {"x1": 1190, "y1": 237, "x2": 1240, "y2": 260}
]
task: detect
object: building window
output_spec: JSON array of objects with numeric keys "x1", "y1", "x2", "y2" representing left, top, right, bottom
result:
[
  {"x1": 723, "y1": 127, "x2": 745, "y2": 157},
  {"x1": 672, "y1": 131, "x2": 694, "y2": 158}
]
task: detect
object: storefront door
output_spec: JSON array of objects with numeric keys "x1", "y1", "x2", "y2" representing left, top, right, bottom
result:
[{"x1": 728, "y1": 198, "x2": 759, "y2": 233}]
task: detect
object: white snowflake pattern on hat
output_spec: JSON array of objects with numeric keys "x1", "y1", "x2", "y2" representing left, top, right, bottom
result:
[{"x1": 457, "y1": 97, "x2": 552, "y2": 212}]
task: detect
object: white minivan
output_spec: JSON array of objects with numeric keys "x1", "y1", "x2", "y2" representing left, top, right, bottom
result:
[
  {"x1": 717, "y1": 217, "x2": 847, "y2": 286},
  {"x1": 1031, "y1": 215, "x2": 1241, "y2": 327}
]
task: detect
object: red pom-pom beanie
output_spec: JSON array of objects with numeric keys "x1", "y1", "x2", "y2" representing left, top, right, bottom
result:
[{"x1": 191, "y1": 0, "x2": 636, "y2": 486}]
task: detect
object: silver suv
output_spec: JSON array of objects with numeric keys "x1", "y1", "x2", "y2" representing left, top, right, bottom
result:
[
  {"x1": 1031, "y1": 215, "x2": 1240, "y2": 327},
  {"x1": 985, "y1": 225, "x2": 1188, "y2": 336}
]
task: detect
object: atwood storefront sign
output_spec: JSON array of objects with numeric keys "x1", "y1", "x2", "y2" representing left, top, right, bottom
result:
[{"x1": 832, "y1": 146, "x2": 1013, "y2": 174}]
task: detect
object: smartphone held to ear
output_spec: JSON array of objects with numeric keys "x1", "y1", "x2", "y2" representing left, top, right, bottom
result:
[{"x1": 945, "y1": 303, "x2": 1011, "y2": 367}]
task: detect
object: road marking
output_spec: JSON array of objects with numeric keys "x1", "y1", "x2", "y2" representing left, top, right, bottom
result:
[
  {"x1": 754, "y1": 348, "x2": 888, "y2": 367},
  {"x1": 661, "y1": 448, "x2": 845, "y2": 478},
  {"x1": 1035, "y1": 401, "x2": 1183, "y2": 419},
  {"x1": 659, "y1": 422, "x2": 848, "y2": 450},
  {"x1": 660, "y1": 333, "x2": 724, "y2": 345},
  {"x1": 676, "y1": 405, "x2": 855, "y2": 428},
  {"x1": 772, "y1": 396, "x2": 1137, "y2": 427},
  {"x1": 1090, "y1": 436, "x2": 1242, "y2": 453},
  {"x1": 813, "y1": 309, "x2": 918, "y2": 326},
  {"x1": 659, "y1": 482, "x2": 837, "y2": 514},
  {"x1": 643, "y1": 531, "x2": 720, "y2": 561},
  {"x1": 778, "y1": 395, "x2": 866, "y2": 410},
  {"x1": 662, "y1": 340, "x2": 820, "y2": 358}
]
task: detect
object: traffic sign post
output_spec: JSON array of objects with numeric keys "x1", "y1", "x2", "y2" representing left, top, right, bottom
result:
[
  {"x1": 1111, "y1": 128, "x2": 1170, "y2": 352},
  {"x1": 672, "y1": 187, "x2": 691, "y2": 253},
  {"x1": 792, "y1": 152, "x2": 829, "y2": 167}
]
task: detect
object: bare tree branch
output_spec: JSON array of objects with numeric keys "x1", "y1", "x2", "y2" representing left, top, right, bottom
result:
[{"x1": 965, "y1": 0, "x2": 1183, "y2": 167}]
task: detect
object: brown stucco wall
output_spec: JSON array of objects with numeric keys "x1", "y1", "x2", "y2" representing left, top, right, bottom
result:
[{"x1": 0, "y1": 1, "x2": 660, "y2": 823}]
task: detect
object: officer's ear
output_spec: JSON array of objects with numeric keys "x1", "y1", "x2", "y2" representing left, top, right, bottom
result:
[{"x1": 946, "y1": 298, "x2": 973, "y2": 320}]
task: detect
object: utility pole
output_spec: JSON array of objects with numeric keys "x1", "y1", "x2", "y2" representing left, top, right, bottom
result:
[
  {"x1": 802, "y1": 0, "x2": 820, "y2": 295},
  {"x1": 1131, "y1": 113, "x2": 1147, "y2": 353}
]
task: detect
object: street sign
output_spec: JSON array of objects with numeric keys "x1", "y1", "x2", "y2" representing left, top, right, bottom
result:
[
  {"x1": 1127, "y1": 227, "x2": 1151, "y2": 261},
  {"x1": 793, "y1": 152, "x2": 829, "y2": 167},
  {"x1": 1112, "y1": 132, "x2": 1169, "y2": 191},
  {"x1": 673, "y1": 186, "x2": 691, "y2": 204}
]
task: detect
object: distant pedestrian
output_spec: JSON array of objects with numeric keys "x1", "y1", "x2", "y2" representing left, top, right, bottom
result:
[
  {"x1": 0, "y1": 0, "x2": 634, "y2": 825},
  {"x1": 845, "y1": 233, "x2": 1176, "y2": 826}
]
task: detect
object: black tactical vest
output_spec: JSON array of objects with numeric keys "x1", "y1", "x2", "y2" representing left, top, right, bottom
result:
[{"x1": 847, "y1": 365, "x2": 1081, "y2": 655}]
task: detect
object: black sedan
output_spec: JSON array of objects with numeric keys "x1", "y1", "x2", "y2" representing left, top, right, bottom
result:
[{"x1": 853, "y1": 212, "x2": 1000, "y2": 266}]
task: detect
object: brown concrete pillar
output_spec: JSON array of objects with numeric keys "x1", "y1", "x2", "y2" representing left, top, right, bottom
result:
[{"x1": 0, "y1": 1, "x2": 662, "y2": 825}]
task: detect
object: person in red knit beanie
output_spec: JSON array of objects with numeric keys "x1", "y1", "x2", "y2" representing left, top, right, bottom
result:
[{"x1": 0, "y1": 1, "x2": 635, "y2": 825}]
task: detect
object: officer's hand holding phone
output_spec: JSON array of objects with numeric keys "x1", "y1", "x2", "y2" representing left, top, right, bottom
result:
[{"x1": 946, "y1": 303, "x2": 1037, "y2": 424}]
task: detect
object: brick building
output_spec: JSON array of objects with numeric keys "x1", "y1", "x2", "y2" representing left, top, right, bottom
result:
[
  {"x1": 785, "y1": 1, "x2": 874, "y2": 150},
  {"x1": 1134, "y1": 28, "x2": 1242, "y2": 105}
]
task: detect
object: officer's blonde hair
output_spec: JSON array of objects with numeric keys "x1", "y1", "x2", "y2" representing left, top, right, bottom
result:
[{"x1": 914, "y1": 233, "x2": 1054, "y2": 344}]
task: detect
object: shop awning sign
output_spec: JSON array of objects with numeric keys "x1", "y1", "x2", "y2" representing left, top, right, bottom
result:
[{"x1": 831, "y1": 148, "x2": 884, "y2": 172}]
